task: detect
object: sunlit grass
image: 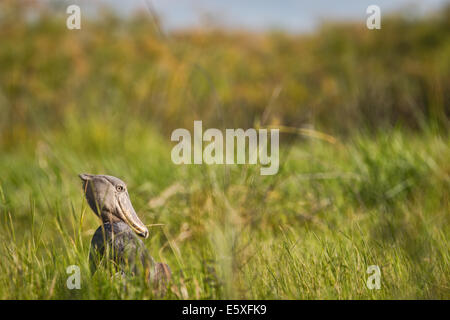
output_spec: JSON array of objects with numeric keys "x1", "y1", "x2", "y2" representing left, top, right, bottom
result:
[
  {"x1": 0, "y1": 118, "x2": 448, "y2": 299},
  {"x1": 0, "y1": 1, "x2": 448, "y2": 299}
]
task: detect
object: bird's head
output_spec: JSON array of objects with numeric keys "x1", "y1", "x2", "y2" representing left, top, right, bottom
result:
[{"x1": 79, "y1": 174, "x2": 149, "y2": 239}]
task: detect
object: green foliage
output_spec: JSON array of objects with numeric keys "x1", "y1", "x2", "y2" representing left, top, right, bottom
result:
[
  {"x1": 0, "y1": 2, "x2": 448, "y2": 299},
  {"x1": 0, "y1": 119, "x2": 448, "y2": 299},
  {"x1": 0, "y1": 1, "x2": 449, "y2": 144}
]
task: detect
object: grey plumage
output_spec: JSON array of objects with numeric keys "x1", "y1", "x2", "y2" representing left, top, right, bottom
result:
[{"x1": 79, "y1": 173, "x2": 171, "y2": 290}]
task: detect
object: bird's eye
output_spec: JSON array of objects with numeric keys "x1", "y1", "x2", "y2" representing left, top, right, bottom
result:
[{"x1": 116, "y1": 185, "x2": 125, "y2": 192}]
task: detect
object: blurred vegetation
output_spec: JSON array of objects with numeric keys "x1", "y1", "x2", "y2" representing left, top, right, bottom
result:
[
  {"x1": 0, "y1": 1, "x2": 449, "y2": 147},
  {"x1": 0, "y1": 1, "x2": 448, "y2": 299}
]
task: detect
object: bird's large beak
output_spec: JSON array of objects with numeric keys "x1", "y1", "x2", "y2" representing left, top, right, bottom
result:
[{"x1": 116, "y1": 192, "x2": 149, "y2": 239}]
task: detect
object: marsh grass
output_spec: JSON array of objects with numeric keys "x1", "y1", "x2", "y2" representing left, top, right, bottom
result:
[
  {"x1": 0, "y1": 2, "x2": 448, "y2": 299},
  {"x1": 0, "y1": 118, "x2": 448, "y2": 299}
]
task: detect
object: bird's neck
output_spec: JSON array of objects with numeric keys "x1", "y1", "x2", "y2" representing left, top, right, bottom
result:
[
  {"x1": 100, "y1": 212, "x2": 122, "y2": 225},
  {"x1": 101, "y1": 220, "x2": 134, "y2": 235}
]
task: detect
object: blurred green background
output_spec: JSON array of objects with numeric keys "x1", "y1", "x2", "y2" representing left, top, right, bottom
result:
[{"x1": 0, "y1": 1, "x2": 448, "y2": 299}]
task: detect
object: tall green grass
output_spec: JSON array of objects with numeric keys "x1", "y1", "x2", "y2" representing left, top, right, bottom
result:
[
  {"x1": 0, "y1": 117, "x2": 448, "y2": 299},
  {"x1": 0, "y1": 2, "x2": 448, "y2": 299},
  {"x1": 0, "y1": 1, "x2": 449, "y2": 143}
]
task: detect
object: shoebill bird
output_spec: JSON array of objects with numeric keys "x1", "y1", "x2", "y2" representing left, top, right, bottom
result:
[{"x1": 79, "y1": 174, "x2": 170, "y2": 290}]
